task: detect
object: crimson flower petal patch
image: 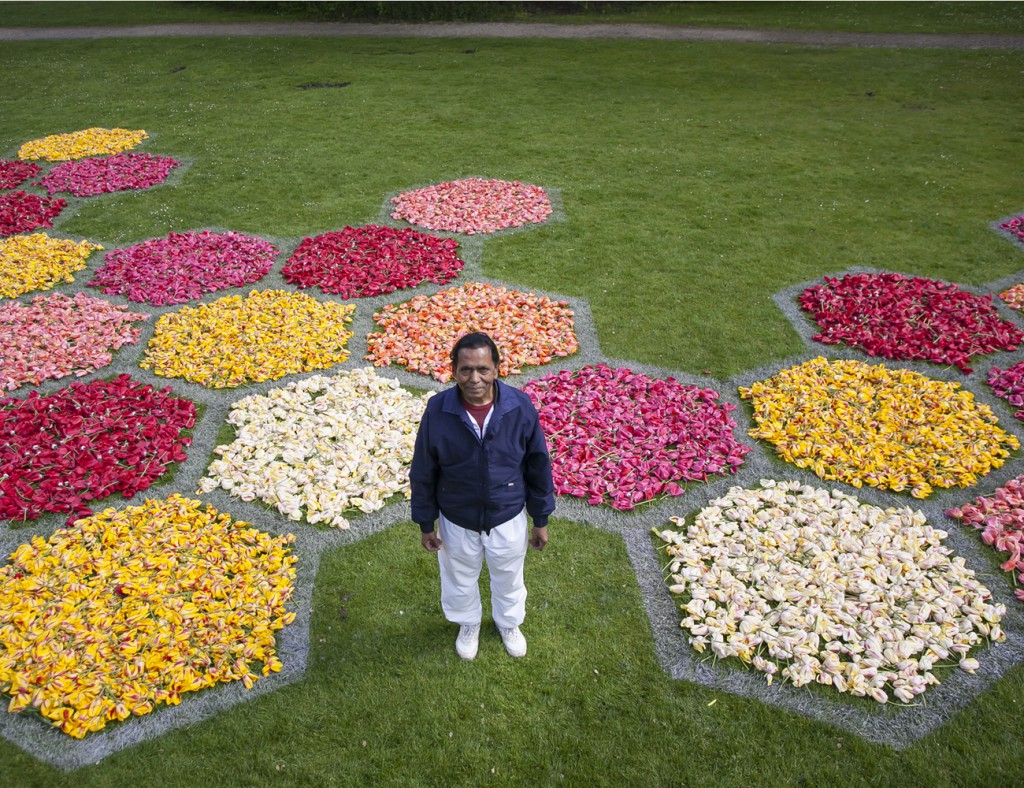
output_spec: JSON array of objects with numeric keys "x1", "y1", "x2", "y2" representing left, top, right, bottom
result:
[
  {"x1": 0, "y1": 160, "x2": 41, "y2": 191},
  {"x1": 0, "y1": 191, "x2": 66, "y2": 237},
  {"x1": 282, "y1": 224, "x2": 462, "y2": 298},
  {"x1": 0, "y1": 375, "x2": 196, "y2": 523},
  {"x1": 799, "y1": 272, "x2": 1023, "y2": 374},
  {"x1": 522, "y1": 364, "x2": 750, "y2": 510}
]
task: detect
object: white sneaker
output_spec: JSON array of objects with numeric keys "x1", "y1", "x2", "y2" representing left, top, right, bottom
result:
[
  {"x1": 456, "y1": 624, "x2": 480, "y2": 660},
  {"x1": 498, "y1": 626, "x2": 527, "y2": 658}
]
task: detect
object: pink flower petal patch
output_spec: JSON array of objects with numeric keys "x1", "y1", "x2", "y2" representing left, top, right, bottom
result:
[
  {"x1": 523, "y1": 364, "x2": 750, "y2": 510},
  {"x1": 89, "y1": 230, "x2": 279, "y2": 305},
  {"x1": 390, "y1": 178, "x2": 552, "y2": 235},
  {"x1": 38, "y1": 152, "x2": 181, "y2": 197}
]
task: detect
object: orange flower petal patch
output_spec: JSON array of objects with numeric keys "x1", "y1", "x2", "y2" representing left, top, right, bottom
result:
[
  {"x1": 364, "y1": 281, "x2": 578, "y2": 382},
  {"x1": 140, "y1": 290, "x2": 355, "y2": 388},
  {"x1": 0, "y1": 494, "x2": 297, "y2": 738}
]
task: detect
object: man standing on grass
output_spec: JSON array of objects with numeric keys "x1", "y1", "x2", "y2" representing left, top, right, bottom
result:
[{"x1": 410, "y1": 331, "x2": 554, "y2": 660}]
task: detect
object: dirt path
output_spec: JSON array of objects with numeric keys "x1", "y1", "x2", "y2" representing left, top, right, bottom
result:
[{"x1": 1, "y1": 21, "x2": 1022, "y2": 49}]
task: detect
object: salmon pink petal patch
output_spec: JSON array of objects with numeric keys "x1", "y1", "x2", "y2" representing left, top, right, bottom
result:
[{"x1": 390, "y1": 178, "x2": 552, "y2": 235}]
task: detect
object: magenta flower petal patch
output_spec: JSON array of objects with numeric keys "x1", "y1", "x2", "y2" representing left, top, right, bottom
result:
[
  {"x1": 390, "y1": 178, "x2": 552, "y2": 235},
  {"x1": 999, "y1": 214, "x2": 1024, "y2": 245},
  {"x1": 799, "y1": 272, "x2": 1024, "y2": 374},
  {"x1": 282, "y1": 224, "x2": 462, "y2": 298},
  {"x1": 0, "y1": 191, "x2": 66, "y2": 237},
  {"x1": 947, "y1": 475, "x2": 1024, "y2": 602},
  {"x1": 89, "y1": 230, "x2": 279, "y2": 305},
  {"x1": 38, "y1": 152, "x2": 181, "y2": 197},
  {"x1": 522, "y1": 364, "x2": 750, "y2": 510},
  {"x1": 987, "y1": 361, "x2": 1024, "y2": 421},
  {"x1": 0, "y1": 292, "x2": 149, "y2": 392},
  {"x1": 0, "y1": 160, "x2": 41, "y2": 190},
  {"x1": 0, "y1": 375, "x2": 196, "y2": 523}
]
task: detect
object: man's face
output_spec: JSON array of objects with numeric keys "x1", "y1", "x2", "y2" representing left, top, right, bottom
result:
[{"x1": 454, "y1": 346, "x2": 498, "y2": 405}]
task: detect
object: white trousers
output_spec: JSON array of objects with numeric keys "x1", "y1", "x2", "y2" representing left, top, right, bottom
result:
[{"x1": 437, "y1": 510, "x2": 528, "y2": 630}]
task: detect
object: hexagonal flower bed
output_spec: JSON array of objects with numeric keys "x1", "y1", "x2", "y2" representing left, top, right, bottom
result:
[
  {"x1": 89, "y1": 230, "x2": 279, "y2": 306},
  {"x1": 0, "y1": 160, "x2": 40, "y2": 190},
  {"x1": 0, "y1": 292, "x2": 148, "y2": 392},
  {"x1": 140, "y1": 290, "x2": 355, "y2": 388},
  {"x1": 365, "y1": 281, "x2": 578, "y2": 382},
  {"x1": 522, "y1": 364, "x2": 749, "y2": 510},
  {"x1": 656, "y1": 480, "x2": 1005, "y2": 704},
  {"x1": 390, "y1": 178, "x2": 552, "y2": 235},
  {"x1": 0, "y1": 375, "x2": 196, "y2": 523},
  {"x1": 0, "y1": 233, "x2": 102, "y2": 299},
  {"x1": 0, "y1": 191, "x2": 66, "y2": 237},
  {"x1": 17, "y1": 128, "x2": 148, "y2": 162},
  {"x1": 947, "y1": 476, "x2": 1024, "y2": 602},
  {"x1": 282, "y1": 224, "x2": 462, "y2": 298},
  {"x1": 0, "y1": 494, "x2": 296, "y2": 738},
  {"x1": 798, "y1": 272, "x2": 1023, "y2": 373},
  {"x1": 739, "y1": 357, "x2": 1019, "y2": 498},
  {"x1": 199, "y1": 368, "x2": 431, "y2": 528},
  {"x1": 38, "y1": 152, "x2": 181, "y2": 197}
]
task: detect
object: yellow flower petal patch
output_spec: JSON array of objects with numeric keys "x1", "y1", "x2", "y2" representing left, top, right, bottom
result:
[
  {"x1": 0, "y1": 494, "x2": 297, "y2": 739},
  {"x1": 0, "y1": 233, "x2": 103, "y2": 299},
  {"x1": 17, "y1": 128, "x2": 148, "y2": 162},
  {"x1": 738, "y1": 357, "x2": 1020, "y2": 497},
  {"x1": 139, "y1": 290, "x2": 355, "y2": 388}
]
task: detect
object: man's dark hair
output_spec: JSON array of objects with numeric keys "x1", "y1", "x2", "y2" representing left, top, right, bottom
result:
[{"x1": 450, "y1": 332, "x2": 501, "y2": 370}]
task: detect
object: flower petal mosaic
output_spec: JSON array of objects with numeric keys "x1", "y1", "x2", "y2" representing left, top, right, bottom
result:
[
  {"x1": 657, "y1": 480, "x2": 1005, "y2": 704},
  {"x1": 739, "y1": 357, "x2": 1019, "y2": 498},
  {"x1": 523, "y1": 364, "x2": 749, "y2": 510},
  {"x1": 0, "y1": 292, "x2": 149, "y2": 392},
  {"x1": 89, "y1": 230, "x2": 279, "y2": 306},
  {"x1": 140, "y1": 290, "x2": 355, "y2": 388},
  {"x1": 799, "y1": 272, "x2": 1023, "y2": 373},
  {"x1": 199, "y1": 367, "x2": 431, "y2": 528},
  {"x1": 999, "y1": 214, "x2": 1024, "y2": 245},
  {"x1": 0, "y1": 375, "x2": 196, "y2": 523},
  {"x1": 0, "y1": 191, "x2": 66, "y2": 237},
  {"x1": 38, "y1": 152, "x2": 181, "y2": 197},
  {"x1": 0, "y1": 494, "x2": 296, "y2": 738},
  {"x1": 947, "y1": 476, "x2": 1024, "y2": 601},
  {"x1": 0, "y1": 233, "x2": 102, "y2": 299},
  {"x1": 0, "y1": 160, "x2": 40, "y2": 191},
  {"x1": 17, "y1": 128, "x2": 148, "y2": 162},
  {"x1": 390, "y1": 177, "x2": 552, "y2": 235},
  {"x1": 365, "y1": 281, "x2": 578, "y2": 382},
  {"x1": 986, "y1": 360, "x2": 1024, "y2": 421},
  {"x1": 282, "y1": 224, "x2": 462, "y2": 298}
]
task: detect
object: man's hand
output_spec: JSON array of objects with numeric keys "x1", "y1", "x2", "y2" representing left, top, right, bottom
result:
[
  {"x1": 421, "y1": 530, "x2": 443, "y2": 552},
  {"x1": 530, "y1": 526, "x2": 548, "y2": 551}
]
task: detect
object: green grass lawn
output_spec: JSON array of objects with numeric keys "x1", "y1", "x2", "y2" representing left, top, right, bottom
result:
[{"x1": 2, "y1": 10, "x2": 1024, "y2": 787}]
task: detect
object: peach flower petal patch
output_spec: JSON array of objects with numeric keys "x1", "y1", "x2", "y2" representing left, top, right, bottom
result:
[
  {"x1": 364, "y1": 281, "x2": 578, "y2": 382},
  {"x1": 390, "y1": 178, "x2": 552, "y2": 235}
]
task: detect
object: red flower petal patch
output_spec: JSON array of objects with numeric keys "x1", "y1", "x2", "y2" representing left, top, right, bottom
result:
[
  {"x1": 799, "y1": 272, "x2": 1024, "y2": 373},
  {"x1": 0, "y1": 375, "x2": 196, "y2": 523},
  {"x1": 0, "y1": 191, "x2": 66, "y2": 237},
  {"x1": 0, "y1": 160, "x2": 41, "y2": 191},
  {"x1": 282, "y1": 224, "x2": 462, "y2": 298}
]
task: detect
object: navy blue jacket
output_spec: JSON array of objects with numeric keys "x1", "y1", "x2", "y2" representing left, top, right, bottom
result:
[{"x1": 410, "y1": 380, "x2": 555, "y2": 533}]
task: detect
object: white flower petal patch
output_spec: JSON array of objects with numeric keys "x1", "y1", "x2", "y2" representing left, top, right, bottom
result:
[
  {"x1": 656, "y1": 480, "x2": 1005, "y2": 704},
  {"x1": 199, "y1": 367, "x2": 431, "y2": 529}
]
